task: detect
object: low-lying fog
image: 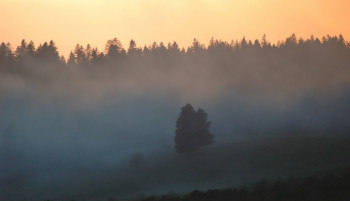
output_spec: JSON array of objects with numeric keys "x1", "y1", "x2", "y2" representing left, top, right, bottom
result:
[{"x1": 1, "y1": 36, "x2": 350, "y2": 200}]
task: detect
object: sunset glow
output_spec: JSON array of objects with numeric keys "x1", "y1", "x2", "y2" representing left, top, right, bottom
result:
[{"x1": 1, "y1": 0, "x2": 350, "y2": 56}]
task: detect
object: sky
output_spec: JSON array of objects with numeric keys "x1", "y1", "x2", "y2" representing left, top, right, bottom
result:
[
  {"x1": 2, "y1": 1, "x2": 350, "y2": 200},
  {"x1": 1, "y1": 0, "x2": 350, "y2": 57}
]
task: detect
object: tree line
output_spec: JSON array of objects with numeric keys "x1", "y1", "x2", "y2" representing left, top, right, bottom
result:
[
  {"x1": 140, "y1": 168, "x2": 350, "y2": 201},
  {"x1": 1, "y1": 33, "x2": 349, "y2": 100},
  {"x1": 0, "y1": 34, "x2": 349, "y2": 69}
]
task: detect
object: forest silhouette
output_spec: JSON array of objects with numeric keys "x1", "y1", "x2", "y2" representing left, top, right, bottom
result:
[
  {"x1": 1, "y1": 34, "x2": 349, "y2": 107},
  {"x1": 1, "y1": 34, "x2": 349, "y2": 72}
]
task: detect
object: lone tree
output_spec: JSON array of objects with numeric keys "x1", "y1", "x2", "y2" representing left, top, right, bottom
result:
[{"x1": 175, "y1": 104, "x2": 214, "y2": 153}]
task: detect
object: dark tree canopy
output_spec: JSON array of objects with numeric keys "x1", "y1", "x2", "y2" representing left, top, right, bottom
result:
[
  {"x1": 0, "y1": 34, "x2": 349, "y2": 69},
  {"x1": 175, "y1": 104, "x2": 214, "y2": 153},
  {"x1": 105, "y1": 37, "x2": 124, "y2": 59}
]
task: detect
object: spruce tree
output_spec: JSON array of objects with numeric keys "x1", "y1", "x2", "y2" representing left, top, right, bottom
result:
[{"x1": 175, "y1": 104, "x2": 214, "y2": 153}]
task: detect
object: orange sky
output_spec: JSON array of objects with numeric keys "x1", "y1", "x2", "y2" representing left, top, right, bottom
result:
[{"x1": 1, "y1": 0, "x2": 349, "y2": 57}]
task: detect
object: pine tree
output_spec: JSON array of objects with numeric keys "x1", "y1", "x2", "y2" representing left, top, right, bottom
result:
[{"x1": 174, "y1": 104, "x2": 214, "y2": 153}]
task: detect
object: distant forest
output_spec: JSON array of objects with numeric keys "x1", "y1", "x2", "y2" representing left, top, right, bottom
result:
[
  {"x1": 1, "y1": 34, "x2": 349, "y2": 108},
  {"x1": 1, "y1": 34, "x2": 349, "y2": 69}
]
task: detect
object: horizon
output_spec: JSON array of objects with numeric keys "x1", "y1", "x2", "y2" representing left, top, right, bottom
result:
[
  {"x1": 2, "y1": 0, "x2": 350, "y2": 57},
  {"x1": 2, "y1": 33, "x2": 349, "y2": 59}
]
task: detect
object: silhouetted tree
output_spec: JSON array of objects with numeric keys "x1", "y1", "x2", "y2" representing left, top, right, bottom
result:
[
  {"x1": 128, "y1": 39, "x2": 139, "y2": 56},
  {"x1": 143, "y1": 45, "x2": 150, "y2": 56},
  {"x1": 175, "y1": 104, "x2": 214, "y2": 153},
  {"x1": 36, "y1": 40, "x2": 59, "y2": 62},
  {"x1": 285, "y1": 33, "x2": 297, "y2": 47},
  {"x1": 240, "y1": 37, "x2": 248, "y2": 49},
  {"x1": 59, "y1": 55, "x2": 66, "y2": 65},
  {"x1": 105, "y1": 38, "x2": 124, "y2": 59},
  {"x1": 67, "y1": 51, "x2": 76, "y2": 65},
  {"x1": 261, "y1": 34, "x2": 270, "y2": 48},
  {"x1": 159, "y1": 42, "x2": 166, "y2": 50},
  {"x1": 74, "y1": 44, "x2": 87, "y2": 65},
  {"x1": 15, "y1": 39, "x2": 28, "y2": 62},
  {"x1": 168, "y1": 41, "x2": 180, "y2": 54},
  {"x1": 27, "y1": 40, "x2": 36, "y2": 56},
  {"x1": 187, "y1": 38, "x2": 205, "y2": 55},
  {"x1": 86, "y1": 44, "x2": 92, "y2": 60},
  {"x1": 90, "y1": 48, "x2": 101, "y2": 64},
  {"x1": 0, "y1": 42, "x2": 14, "y2": 63}
]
